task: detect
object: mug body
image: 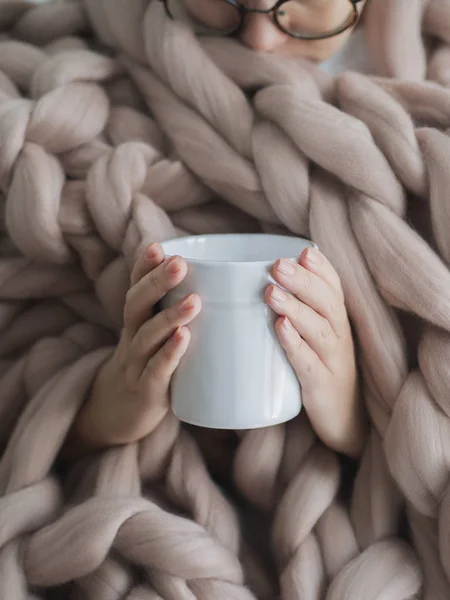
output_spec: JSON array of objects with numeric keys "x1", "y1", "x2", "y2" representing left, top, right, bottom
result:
[{"x1": 161, "y1": 233, "x2": 316, "y2": 429}]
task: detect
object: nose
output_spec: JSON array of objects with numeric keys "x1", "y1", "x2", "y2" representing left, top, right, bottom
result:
[{"x1": 239, "y1": 11, "x2": 290, "y2": 52}]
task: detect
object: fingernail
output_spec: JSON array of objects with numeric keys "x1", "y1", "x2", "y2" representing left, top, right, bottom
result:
[
  {"x1": 307, "y1": 247, "x2": 321, "y2": 264},
  {"x1": 165, "y1": 256, "x2": 179, "y2": 274},
  {"x1": 147, "y1": 243, "x2": 159, "y2": 259},
  {"x1": 180, "y1": 294, "x2": 195, "y2": 312},
  {"x1": 277, "y1": 259, "x2": 295, "y2": 276},
  {"x1": 282, "y1": 317, "x2": 292, "y2": 331},
  {"x1": 271, "y1": 286, "x2": 286, "y2": 303}
]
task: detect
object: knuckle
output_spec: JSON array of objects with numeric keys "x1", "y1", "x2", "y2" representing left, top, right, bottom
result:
[
  {"x1": 293, "y1": 299, "x2": 304, "y2": 321},
  {"x1": 302, "y1": 269, "x2": 314, "y2": 290},
  {"x1": 148, "y1": 269, "x2": 160, "y2": 293},
  {"x1": 329, "y1": 300, "x2": 341, "y2": 317},
  {"x1": 319, "y1": 321, "x2": 333, "y2": 343},
  {"x1": 328, "y1": 291, "x2": 344, "y2": 316}
]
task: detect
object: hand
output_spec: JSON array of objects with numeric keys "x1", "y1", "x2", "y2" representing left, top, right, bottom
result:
[
  {"x1": 72, "y1": 243, "x2": 201, "y2": 448},
  {"x1": 265, "y1": 246, "x2": 367, "y2": 459}
]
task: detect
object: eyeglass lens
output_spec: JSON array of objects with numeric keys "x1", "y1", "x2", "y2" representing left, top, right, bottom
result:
[{"x1": 165, "y1": 0, "x2": 357, "y2": 39}]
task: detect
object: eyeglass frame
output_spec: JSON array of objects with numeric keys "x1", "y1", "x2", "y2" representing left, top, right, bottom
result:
[{"x1": 160, "y1": 0, "x2": 364, "y2": 41}]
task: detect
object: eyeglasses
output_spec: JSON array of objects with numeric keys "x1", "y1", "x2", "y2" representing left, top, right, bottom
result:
[{"x1": 160, "y1": 0, "x2": 363, "y2": 41}]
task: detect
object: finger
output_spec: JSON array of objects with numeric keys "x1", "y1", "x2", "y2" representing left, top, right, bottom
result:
[
  {"x1": 275, "y1": 316, "x2": 328, "y2": 392},
  {"x1": 276, "y1": 317, "x2": 342, "y2": 451},
  {"x1": 124, "y1": 255, "x2": 187, "y2": 336},
  {"x1": 299, "y1": 247, "x2": 344, "y2": 297},
  {"x1": 142, "y1": 325, "x2": 191, "y2": 403},
  {"x1": 128, "y1": 293, "x2": 201, "y2": 383},
  {"x1": 266, "y1": 285, "x2": 338, "y2": 368},
  {"x1": 130, "y1": 243, "x2": 164, "y2": 287},
  {"x1": 273, "y1": 258, "x2": 349, "y2": 339},
  {"x1": 126, "y1": 327, "x2": 191, "y2": 439}
]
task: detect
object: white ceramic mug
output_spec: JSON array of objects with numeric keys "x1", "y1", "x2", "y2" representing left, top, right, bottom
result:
[{"x1": 161, "y1": 233, "x2": 317, "y2": 430}]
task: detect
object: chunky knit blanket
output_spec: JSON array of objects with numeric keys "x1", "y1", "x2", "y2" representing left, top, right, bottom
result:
[{"x1": 2, "y1": 0, "x2": 450, "y2": 598}]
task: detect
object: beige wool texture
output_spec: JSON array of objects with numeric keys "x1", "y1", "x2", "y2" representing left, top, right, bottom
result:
[{"x1": 1, "y1": 0, "x2": 450, "y2": 598}]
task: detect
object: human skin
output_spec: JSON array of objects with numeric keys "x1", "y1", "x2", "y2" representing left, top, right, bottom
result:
[
  {"x1": 73, "y1": 243, "x2": 367, "y2": 459},
  {"x1": 184, "y1": 0, "x2": 367, "y2": 61},
  {"x1": 71, "y1": 1, "x2": 370, "y2": 458}
]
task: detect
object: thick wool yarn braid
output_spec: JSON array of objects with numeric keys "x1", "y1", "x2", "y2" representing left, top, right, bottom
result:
[
  {"x1": 126, "y1": 0, "x2": 434, "y2": 591},
  {"x1": 1, "y1": 0, "x2": 450, "y2": 598},
  {"x1": 96, "y1": 0, "x2": 450, "y2": 592},
  {"x1": 68, "y1": 425, "x2": 274, "y2": 599}
]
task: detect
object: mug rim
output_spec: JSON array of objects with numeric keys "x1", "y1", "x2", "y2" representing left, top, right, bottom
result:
[{"x1": 161, "y1": 233, "x2": 317, "y2": 267}]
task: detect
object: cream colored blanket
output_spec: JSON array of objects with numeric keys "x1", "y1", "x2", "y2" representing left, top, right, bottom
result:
[{"x1": 1, "y1": 0, "x2": 450, "y2": 598}]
